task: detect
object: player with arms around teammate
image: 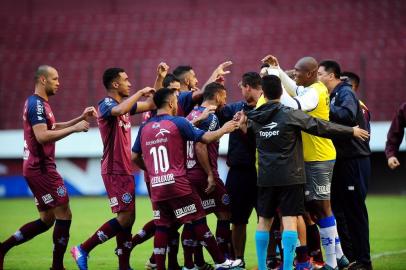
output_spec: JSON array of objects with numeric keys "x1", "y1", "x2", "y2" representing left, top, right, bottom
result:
[
  {"x1": 0, "y1": 65, "x2": 96, "y2": 270},
  {"x1": 132, "y1": 88, "x2": 243, "y2": 270},
  {"x1": 182, "y1": 82, "x2": 233, "y2": 269},
  {"x1": 237, "y1": 75, "x2": 369, "y2": 270},
  {"x1": 71, "y1": 68, "x2": 155, "y2": 270}
]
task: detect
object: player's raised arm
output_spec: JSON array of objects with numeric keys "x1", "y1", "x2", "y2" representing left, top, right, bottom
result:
[
  {"x1": 33, "y1": 121, "x2": 89, "y2": 145},
  {"x1": 153, "y1": 62, "x2": 169, "y2": 90},
  {"x1": 196, "y1": 61, "x2": 233, "y2": 102},
  {"x1": 200, "y1": 120, "x2": 239, "y2": 144},
  {"x1": 54, "y1": 106, "x2": 97, "y2": 130},
  {"x1": 111, "y1": 87, "x2": 155, "y2": 116}
]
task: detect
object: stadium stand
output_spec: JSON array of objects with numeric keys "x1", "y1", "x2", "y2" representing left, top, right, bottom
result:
[{"x1": 0, "y1": 0, "x2": 405, "y2": 129}]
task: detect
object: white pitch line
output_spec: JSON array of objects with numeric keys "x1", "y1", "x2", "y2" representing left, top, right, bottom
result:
[{"x1": 372, "y1": 249, "x2": 406, "y2": 259}]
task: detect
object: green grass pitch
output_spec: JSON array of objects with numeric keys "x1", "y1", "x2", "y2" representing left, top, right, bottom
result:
[{"x1": 0, "y1": 195, "x2": 405, "y2": 270}]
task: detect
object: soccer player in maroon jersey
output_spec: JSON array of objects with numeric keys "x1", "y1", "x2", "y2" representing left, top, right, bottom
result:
[
  {"x1": 0, "y1": 65, "x2": 96, "y2": 270},
  {"x1": 71, "y1": 68, "x2": 155, "y2": 270},
  {"x1": 182, "y1": 82, "x2": 233, "y2": 269},
  {"x1": 132, "y1": 88, "x2": 243, "y2": 270}
]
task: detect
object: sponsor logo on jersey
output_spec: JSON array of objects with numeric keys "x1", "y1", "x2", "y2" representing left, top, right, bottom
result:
[
  {"x1": 42, "y1": 193, "x2": 54, "y2": 204},
  {"x1": 109, "y1": 196, "x2": 118, "y2": 207},
  {"x1": 151, "y1": 173, "x2": 175, "y2": 187},
  {"x1": 174, "y1": 204, "x2": 197, "y2": 218},
  {"x1": 56, "y1": 186, "x2": 67, "y2": 197},
  {"x1": 155, "y1": 128, "x2": 170, "y2": 137},
  {"x1": 121, "y1": 192, "x2": 133, "y2": 204},
  {"x1": 259, "y1": 122, "x2": 279, "y2": 138},
  {"x1": 202, "y1": 199, "x2": 216, "y2": 209},
  {"x1": 154, "y1": 247, "x2": 166, "y2": 255},
  {"x1": 186, "y1": 160, "x2": 196, "y2": 169},
  {"x1": 36, "y1": 100, "x2": 44, "y2": 115},
  {"x1": 221, "y1": 194, "x2": 230, "y2": 205},
  {"x1": 153, "y1": 210, "x2": 160, "y2": 219},
  {"x1": 146, "y1": 137, "x2": 168, "y2": 146},
  {"x1": 119, "y1": 120, "x2": 131, "y2": 129}
]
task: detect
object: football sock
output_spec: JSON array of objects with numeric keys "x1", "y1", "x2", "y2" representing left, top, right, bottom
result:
[
  {"x1": 52, "y1": 219, "x2": 71, "y2": 270},
  {"x1": 116, "y1": 226, "x2": 132, "y2": 270},
  {"x1": 306, "y1": 223, "x2": 324, "y2": 262},
  {"x1": 1, "y1": 219, "x2": 51, "y2": 254},
  {"x1": 333, "y1": 218, "x2": 345, "y2": 259},
  {"x1": 181, "y1": 223, "x2": 195, "y2": 269},
  {"x1": 154, "y1": 226, "x2": 168, "y2": 270},
  {"x1": 132, "y1": 219, "x2": 155, "y2": 247},
  {"x1": 168, "y1": 224, "x2": 181, "y2": 270},
  {"x1": 216, "y1": 220, "x2": 232, "y2": 258},
  {"x1": 318, "y1": 216, "x2": 337, "y2": 268},
  {"x1": 193, "y1": 218, "x2": 225, "y2": 264},
  {"x1": 282, "y1": 230, "x2": 298, "y2": 270},
  {"x1": 81, "y1": 218, "x2": 122, "y2": 253},
  {"x1": 255, "y1": 230, "x2": 269, "y2": 270}
]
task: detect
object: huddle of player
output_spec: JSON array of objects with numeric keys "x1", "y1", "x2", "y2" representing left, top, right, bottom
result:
[{"x1": 0, "y1": 54, "x2": 372, "y2": 270}]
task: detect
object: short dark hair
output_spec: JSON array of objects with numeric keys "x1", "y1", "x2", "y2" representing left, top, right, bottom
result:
[
  {"x1": 262, "y1": 75, "x2": 282, "y2": 100},
  {"x1": 34, "y1": 65, "x2": 53, "y2": 83},
  {"x1": 153, "y1": 88, "x2": 177, "y2": 109},
  {"x1": 103, "y1": 68, "x2": 125, "y2": 89},
  {"x1": 260, "y1": 63, "x2": 270, "y2": 69},
  {"x1": 242, "y1": 72, "x2": 262, "y2": 89},
  {"x1": 173, "y1": 66, "x2": 193, "y2": 81},
  {"x1": 163, "y1": 73, "x2": 180, "y2": 88},
  {"x1": 319, "y1": 60, "x2": 341, "y2": 79},
  {"x1": 203, "y1": 82, "x2": 226, "y2": 101},
  {"x1": 341, "y1": 71, "x2": 360, "y2": 87}
]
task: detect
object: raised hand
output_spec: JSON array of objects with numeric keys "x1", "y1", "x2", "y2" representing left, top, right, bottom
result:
[
  {"x1": 352, "y1": 126, "x2": 369, "y2": 141},
  {"x1": 157, "y1": 62, "x2": 169, "y2": 78},
  {"x1": 81, "y1": 106, "x2": 98, "y2": 121},
  {"x1": 261, "y1": 54, "x2": 279, "y2": 67},
  {"x1": 212, "y1": 61, "x2": 233, "y2": 78}
]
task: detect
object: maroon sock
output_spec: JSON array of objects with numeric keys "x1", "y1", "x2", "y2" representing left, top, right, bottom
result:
[
  {"x1": 132, "y1": 219, "x2": 156, "y2": 247},
  {"x1": 194, "y1": 243, "x2": 205, "y2": 267},
  {"x1": 149, "y1": 252, "x2": 155, "y2": 264},
  {"x1": 216, "y1": 220, "x2": 232, "y2": 258},
  {"x1": 167, "y1": 227, "x2": 180, "y2": 269},
  {"x1": 52, "y1": 219, "x2": 71, "y2": 270},
  {"x1": 181, "y1": 224, "x2": 195, "y2": 269},
  {"x1": 154, "y1": 226, "x2": 168, "y2": 270},
  {"x1": 295, "y1": 246, "x2": 310, "y2": 263},
  {"x1": 1, "y1": 219, "x2": 51, "y2": 254},
  {"x1": 306, "y1": 224, "x2": 324, "y2": 262},
  {"x1": 81, "y1": 218, "x2": 122, "y2": 253},
  {"x1": 116, "y1": 227, "x2": 132, "y2": 270},
  {"x1": 193, "y1": 218, "x2": 225, "y2": 264}
]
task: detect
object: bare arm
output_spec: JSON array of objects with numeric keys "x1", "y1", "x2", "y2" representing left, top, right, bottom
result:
[
  {"x1": 33, "y1": 121, "x2": 89, "y2": 144},
  {"x1": 153, "y1": 62, "x2": 169, "y2": 90},
  {"x1": 200, "y1": 120, "x2": 239, "y2": 144},
  {"x1": 111, "y1": 87, "x2": 155, "y2": 116},
  {"x1": 131, "y1": 152, "x2": 147, "y2": 171},
  {"x1": 134, "y1": 96, "x2": 157, "y2": 113},
  {"x1": 195, "y1": 142, "x2": 216, "y2": 193},
  {"x1": 54, "y1": 106, "x2": 97, "y2": 130}
]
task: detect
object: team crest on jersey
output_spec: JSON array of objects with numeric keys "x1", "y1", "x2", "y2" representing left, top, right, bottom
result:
[
  {"x1": 153, "y1": 210, "x2": 160, "y2": 219},
  {"x1": 222, "y1": 194, "x2": 230, "y2": 205},
  {"x1": 155, "y1": 128, "x2": 170, "y2": 137},
  {"x1": 121, "y1": 193, "x2": 133, "y2": 204},
  {"x1": 104, "y1": 97, "x2": 113, "y2": 105},
  {"x1": 152, "y1": 122, "x2": 160, "y2": 129},
  {"x1": 56, "y1": 186, "x2": 67, "y2": 197}
]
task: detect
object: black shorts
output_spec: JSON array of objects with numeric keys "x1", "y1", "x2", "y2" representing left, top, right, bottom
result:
[
  {"x1": 257, "y1": 184, "x2": 305, "y2": 218},
  {"x1": 225, "y1": 166, "x2": 257, "y2": 225}
]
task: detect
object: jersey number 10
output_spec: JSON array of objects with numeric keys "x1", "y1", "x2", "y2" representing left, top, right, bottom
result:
[{"x1": 150, "y1": 146, "x2": 170, "y2": 174}]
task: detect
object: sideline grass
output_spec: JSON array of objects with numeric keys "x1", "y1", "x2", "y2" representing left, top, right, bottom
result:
[{"x1": 0, "y1": 195, "x2": 405, "y2": 269}]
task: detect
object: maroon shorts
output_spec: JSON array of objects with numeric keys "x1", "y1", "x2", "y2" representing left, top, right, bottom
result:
[
  {"x1": 152, "y1": 192, "x2": 206, "y2": 227},
  {"x1": 189, "y1": 176, "x2": 230, "y2": 214},
  {"x1": 102, "y1": 174, "x2": 135, "y2": 213},
  {"x1": 25, "y1": 171, "x2": 69, "y2": 211}
]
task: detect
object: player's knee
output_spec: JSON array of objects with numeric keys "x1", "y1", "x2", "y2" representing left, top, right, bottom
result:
[
  {"x1": 117, "y1": 211, "x2": 135, "y2": 228},
  {"x1": 40, "y1": 213, "x2": 56, "y2": 227}
]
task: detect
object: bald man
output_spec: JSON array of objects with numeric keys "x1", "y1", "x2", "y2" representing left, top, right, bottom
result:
[
  {"x1": 259, "y1": 55, "x2": 349, "y2": 270},
  {"x1": 0, "y1": 65, "x2": 97, "y2": 270}
]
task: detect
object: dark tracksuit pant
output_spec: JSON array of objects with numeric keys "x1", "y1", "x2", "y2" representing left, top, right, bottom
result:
[{"x1": 331, "y1": 156, "x2": 371, "y2": 265}]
